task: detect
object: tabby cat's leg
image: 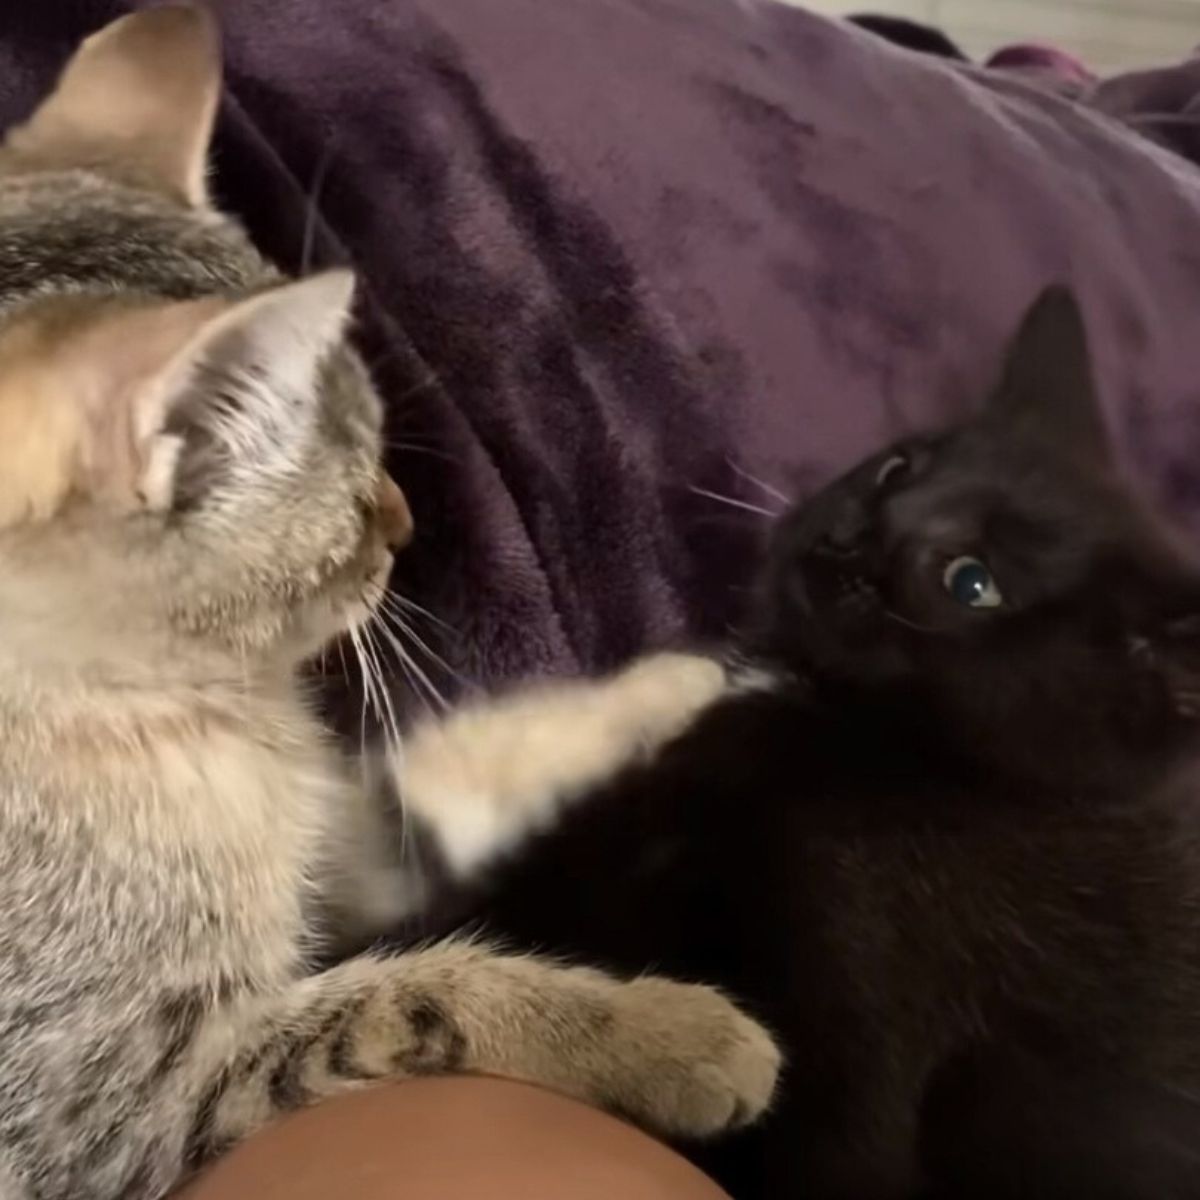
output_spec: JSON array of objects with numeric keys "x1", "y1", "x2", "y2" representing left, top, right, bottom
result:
[
  {"x1": 397, "y1": 653, "x2": 729, "y2": 874},
  {"x1": 315, "y1": 755, "x2": 427, "y2": 953},
  {"x1": 183, "y1": 941, "x2": 779, "y2": 1176}
]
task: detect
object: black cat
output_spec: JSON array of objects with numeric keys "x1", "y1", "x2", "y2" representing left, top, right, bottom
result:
[{"x1": 405, "y1": 288, "x2": 1200, "y2": 1199}]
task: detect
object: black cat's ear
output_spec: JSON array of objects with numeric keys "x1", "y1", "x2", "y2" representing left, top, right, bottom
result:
[
  {"x1": 988, "y1": 286, "x2": 1109, "y2": 462},
  {"x1": 1129, "y1": 577, "x2": 1200, "y2": 718}
]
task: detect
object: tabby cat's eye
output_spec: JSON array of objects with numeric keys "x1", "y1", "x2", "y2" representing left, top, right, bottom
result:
[
  {"x1": 942, "y1": 556, "x2": 1003, "y2": 609},
  {"x1": 875, "y1": 454, "x2": 908, "y2": 489}
]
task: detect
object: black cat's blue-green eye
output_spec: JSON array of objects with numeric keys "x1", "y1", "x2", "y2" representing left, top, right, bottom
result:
[
  {"x1": 875, "y1": 454, "x2": 908, "y2": 488},
  {"x1": 942, "y1": 556, "x2": 1003, "y2": 609}
]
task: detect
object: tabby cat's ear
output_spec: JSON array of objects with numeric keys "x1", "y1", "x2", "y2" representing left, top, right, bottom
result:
[
  {"x1": 77, "y1": 272, "x2": 355, "y2": 513},
  {"x1": 988, "y1": 286, "x2": 1110, "y2": 463},
  {"x1": 4, "y1": 7, "x2": 220, "y2": 206}
]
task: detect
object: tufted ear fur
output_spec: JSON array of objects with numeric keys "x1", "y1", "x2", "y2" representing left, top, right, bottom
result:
[
  {"x1": 3, "y1": 6, "x2": 220, "y2": 206},
  {"x1": 0, "y1": 272, "x2": 355, "y2": 526},
  {"x1": 135, "y1": 271, "x2": 356, "y2": 511}
]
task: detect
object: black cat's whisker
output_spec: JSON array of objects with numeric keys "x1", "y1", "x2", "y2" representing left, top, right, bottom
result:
[
  {"x1": 690, "y1": 486, "x2": 778, "y2": 518},
  {"x1": 884, "y1": 609, "x2": 945, "y2": 636},
  {"x1": 725, "y1": 457, "x2": 792, "y2": 506}
]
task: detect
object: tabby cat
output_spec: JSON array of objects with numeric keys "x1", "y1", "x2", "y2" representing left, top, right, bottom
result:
[
  {"x1": 401, "y1": 288, "x2": 1200, "y2": 1199},
  {"x1": 0, "y1": 10, "x2": 779, "y2": 1199}
]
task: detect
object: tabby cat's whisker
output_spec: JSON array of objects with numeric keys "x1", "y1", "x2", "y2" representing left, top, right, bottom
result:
[
  {"x1": 375, "y1": 620, "x2": 449, "y2": 713},
  {"x1": 361, "y1": 619, "x2": 402, "y2": 750},
  {"x1": 690, "y1": 486, "x2": 778, "y2": 518},
  {"x1": 356, "y1": 611, "x2": 420, "y2": 868},
  {"x1": 354, "y1": 622, "x2": 413, "y2": 871},
  {"x1": 298, "y1": 139, "x2": 336, "y2": 277},
  {"x1": 381, "y1": 612, "x2": 460, "y2": 686},
  {"x1": 348, "y1": 624, "x2": 384, "y2": 758},
  {"x1": 384, "y1": 425, "x2": 442, "y2": 446},
  {"x1": 377, "y1": 597, "x2": 463, "y2": 685},
  {"x1": 383, "y1": 440, "x2": 460, "y2": 465},
  {"x1": 359, "y1": 604, "x2": 426, "y2": 713},
  {"x1": 348, "y1": 626, "x2": 375, "y2": 712},
  {"x1": 346, "y1": 627, "x2": 368, "y2": 756},
  {"x1": 383, "y1": 590, "x2": 456, "y2": 635}
]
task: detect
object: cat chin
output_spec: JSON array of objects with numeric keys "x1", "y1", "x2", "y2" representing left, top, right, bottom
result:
[
  {"x1": 289, "y1": 586, "x2": 389, "y2": 667},
  {"x1": 272, "y1": 600, "x2": 367, "y2": 671},
  {"x1": 765, "y1": 571, "x2": 916, "y2": 686},
  {"x1": 284, "y1": 555, "x2": 395, "y2": 663},
  {"x1": 785, "y1": 617, "x2": 914, "y2": 688}
]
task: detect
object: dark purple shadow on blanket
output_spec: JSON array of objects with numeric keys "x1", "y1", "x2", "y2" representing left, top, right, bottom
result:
[{"x1": 5, "y1": 1, "x2": 1200, "y2": 723}]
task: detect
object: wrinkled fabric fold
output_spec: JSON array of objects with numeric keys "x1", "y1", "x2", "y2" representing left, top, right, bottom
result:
[{"x1": 2, "y1": 1, "x2": 1200, "y2": 719}]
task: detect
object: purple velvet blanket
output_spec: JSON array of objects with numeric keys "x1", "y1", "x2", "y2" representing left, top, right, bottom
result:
[{"x1": 7, "y1": 1, "x2": 1200, "y2": 710}]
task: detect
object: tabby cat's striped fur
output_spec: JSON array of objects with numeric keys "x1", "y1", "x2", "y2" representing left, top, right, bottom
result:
[{"x1": 0, "y1": 10, "x2": 779, "y2": 1197}]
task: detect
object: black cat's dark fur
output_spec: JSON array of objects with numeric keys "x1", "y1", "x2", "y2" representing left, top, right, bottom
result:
[{"x1": 421, "y1": 290, "x2": 1200, "y2": 1199}]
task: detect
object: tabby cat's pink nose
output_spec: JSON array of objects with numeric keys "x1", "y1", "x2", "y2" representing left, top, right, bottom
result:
[{"x1": 375, "y1": 474, "x2": 412, "y2": 551}]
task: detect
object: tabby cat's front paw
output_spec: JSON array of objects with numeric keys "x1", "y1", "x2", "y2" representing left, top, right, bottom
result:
[{"x1": 607, "y1": 977, "x2": 781, "y2": 1138}]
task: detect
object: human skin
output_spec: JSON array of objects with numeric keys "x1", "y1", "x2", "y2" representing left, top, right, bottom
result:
[{"x1": 178, "y1": 1076, "x2": 732, "y2": 1200}]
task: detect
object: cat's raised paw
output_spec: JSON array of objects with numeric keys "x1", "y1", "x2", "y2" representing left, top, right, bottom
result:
[
  {"x1": 607, "y1": 976, "x2": 781, "y2": 1138},
  {"x1": 615, "y1": 653, "x2": 728, "y2": 720}
]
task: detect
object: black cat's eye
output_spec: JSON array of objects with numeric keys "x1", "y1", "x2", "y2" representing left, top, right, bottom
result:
[
  {"x1": 942, "y1": 556, "x2": 1004, "y2": 609},
  {"x1": 874, "y1": 454, "x2": 908, "y2": 489}
]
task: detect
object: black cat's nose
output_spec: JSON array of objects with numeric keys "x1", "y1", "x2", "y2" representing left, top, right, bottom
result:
[
  {"x1": 815, "y1": 531, "x2": 859, "y2": 560},
  {"x1": 813, "y1": 500, "x2": 870, "y2": 559}
]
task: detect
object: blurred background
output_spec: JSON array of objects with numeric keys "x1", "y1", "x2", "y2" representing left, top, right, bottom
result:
[{"x1": 792, "y1": 1, "x2": 1196, "y2": 73}]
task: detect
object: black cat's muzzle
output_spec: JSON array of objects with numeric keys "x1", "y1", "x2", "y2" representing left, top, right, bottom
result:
[
  {"x1": 764, "y1": 492, "x2": 917, "y2": 683},
  {"x1": 795, "y1": 543, "x2": 886, "y2": 631},
  {"x1": 782, "y1": 486, "x2": 887, "y2": 627},
  {"x1": 780, "y1": 543, "x2": 919, "y2": 684}
]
